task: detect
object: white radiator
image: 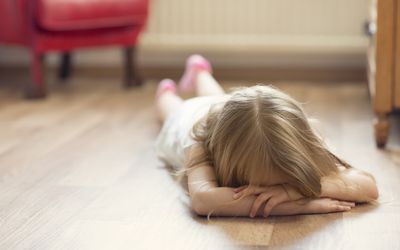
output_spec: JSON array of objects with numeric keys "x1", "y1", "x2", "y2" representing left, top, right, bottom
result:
[{"x1": 142, "y1": 0, "x2": 368, "y2": 53}]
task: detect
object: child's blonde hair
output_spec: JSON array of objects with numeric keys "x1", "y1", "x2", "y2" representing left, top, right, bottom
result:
[{"x1": 187, "y1": 85, "x2": 351, "y2": 198}]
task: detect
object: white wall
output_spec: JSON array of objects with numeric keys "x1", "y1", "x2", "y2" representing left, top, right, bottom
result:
[{"x1": 0, "y1": 0, "x2": 369, "y2": 68}]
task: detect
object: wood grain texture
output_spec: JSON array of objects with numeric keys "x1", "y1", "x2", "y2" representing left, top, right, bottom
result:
[
  {"x1": 0, "y1": 69, "x2": 399, "y2": 250},
  {"x1": 374, "y1": 0, "x2": 395, "y2": 113},
  {"x1": 395, "y1": 0, "x2": 400, "y2": 108}
]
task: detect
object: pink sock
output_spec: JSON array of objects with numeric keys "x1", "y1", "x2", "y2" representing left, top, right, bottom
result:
[
  {"x1": 179, "y1": 54, "x2": 212, "y2": 93},
  {"x1": 156, "y1": 79, "x2": 177, "y2": 100}
]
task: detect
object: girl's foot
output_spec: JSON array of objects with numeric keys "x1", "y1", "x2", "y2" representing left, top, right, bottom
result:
[
  {"x1": 156, "y1": 79, "x2": 177, "y2": 100},
  {"x1": 179, "y1": 54, "x2": 212, "y2": 93}
]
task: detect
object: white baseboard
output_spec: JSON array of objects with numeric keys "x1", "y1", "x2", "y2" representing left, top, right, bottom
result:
[{"x1": 0, "y1": 35, "x2": 367, "y2": 69}]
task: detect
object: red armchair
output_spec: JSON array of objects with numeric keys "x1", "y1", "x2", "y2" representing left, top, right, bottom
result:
[{"x1": 0, "y1": 0, "x2": 149, "y2": 98}]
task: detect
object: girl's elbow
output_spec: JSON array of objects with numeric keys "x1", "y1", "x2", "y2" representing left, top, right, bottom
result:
[
  {"x1": 191, "y1": 191, "x2": 211, "y2": 216},
  {"x1": 368, "y1": 184, "x2": 379, "y2": 200},
  {"x1": 362, "y1": 180, "x2": 379, "y2": 201},
  {"x1": 358, "y1": 170, "x2": 379, "y2": 201},
  {"x1": 365, "y1": 175, "x2": 379, "y2": 200},
  {"x1": 191, "y1": 201, "x2": 208, "y2": 216}
]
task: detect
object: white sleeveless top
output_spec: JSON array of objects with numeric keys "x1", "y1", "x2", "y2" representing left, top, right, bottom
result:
[{"x1": 155, "y1": 95, "x2": 227, "y2": 170}]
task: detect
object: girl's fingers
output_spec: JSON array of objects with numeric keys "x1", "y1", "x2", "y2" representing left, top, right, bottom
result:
[
  {"x1": 252, "y1": 187, "x2": 269, "y2": 195},
  {"x1": 306, "y1": 198, "x2": 353, "y2": 214},
  {"x1": 250, "y1": 193, "x2": 271, "y2": 217},
  {"x1": 338, "y1": 201, "x2": 356, "y2": 207},
  {"x1": 233, "y1": 191, "x2": 245, "y2": 199},
  {"x1": 263, "y1": 198, "x2": 279, "y2": 218},
  {"x1": 233, "y1": 186, "x2": 269, "y2": 199},
  {"x1": 233, "y1": 186, "x2": 254, "y2": 199},
  {"x1": 328, "y1": 200, "x2": 352, "y2": 212},
  {"x1": 335, "y1": 205, "x2": 352, "y2": 212},
  {"x1": 233, "y1": 186, "x2": 248, "y2": 193}
]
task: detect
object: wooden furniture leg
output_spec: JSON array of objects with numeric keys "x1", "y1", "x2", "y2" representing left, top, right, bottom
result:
[
  {"x1": 374, "y1": 112, "x2": 390, "y2": 148},
  {"x1": 25, "y1": 52, "x2": 46, "y2": 99},
  {"x1": 59, "y1": 52, "x2": 72, "y2": 80},
  {"x1": 123, "y1": 46, "x2": 142, "y2": 88}
]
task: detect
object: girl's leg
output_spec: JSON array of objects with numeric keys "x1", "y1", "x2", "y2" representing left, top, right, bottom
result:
[
  {"x1": 179, "y1": 54, "x2": 225, "y2": 96},
  {"x1": 195, "y1": 70, "x2": 225, "y2": 96},
  {"x1": 156, "y1": 79, "x2": 183, "y2": 123}
]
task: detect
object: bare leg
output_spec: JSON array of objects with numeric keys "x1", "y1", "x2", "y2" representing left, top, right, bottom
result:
[
  {"x1": 156, "y1": 91, "x2": 183, "y2": 124},
  {"x1": 195, "y1": 70, "x2": 225, "y2": 96}
]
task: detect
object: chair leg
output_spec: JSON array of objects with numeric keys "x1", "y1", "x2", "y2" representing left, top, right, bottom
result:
[
  {"x1": 123, "y1": 46, "x2": 142, "y2": 88},
  {"x1": 374, "y1": 112, "x2": 390, "y2": 148},
  {"x1": 59, "y1": 52, "x2": 72, "y2": 80},
  {"x1": 25, "y1": 52, "x2": 46, "y2": 99}
]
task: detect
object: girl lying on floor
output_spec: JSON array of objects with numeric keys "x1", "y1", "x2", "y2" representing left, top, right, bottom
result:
[{"x1": 154, "y1": 55, "x2": 379, "y2": 218}]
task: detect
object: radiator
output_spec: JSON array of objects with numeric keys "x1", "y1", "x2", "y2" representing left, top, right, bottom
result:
[{"x1": 141, "y1": 0, "x2": 368, "y2": 54}]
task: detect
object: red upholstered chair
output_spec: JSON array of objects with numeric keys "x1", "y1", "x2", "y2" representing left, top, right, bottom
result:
[{"x1": 0, "y1": 0, "x2": 149, "y2": 98}]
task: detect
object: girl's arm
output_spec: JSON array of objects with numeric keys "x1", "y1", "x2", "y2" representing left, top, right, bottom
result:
[
  {"x1": 191, "y1": 184, "x2": 297, "y2": 216},
  {"x1": 186, "y1": 146, "x2": 353, "y2": 216},
  {"x1": 186, "y1": 146, "x2": 357, "y2": 217},
  {"x1": 232, "y1": 166, "x2": 379, "y2": 217},
  {"x1": 320, "y1": 167, "x2": 379, "y2": 202},
  {"x1": 184, "y1": 146, "x2": 272, "y2": 216},
  {"x1": 192, "y1": 184, "x2": 353, "y2": 217}
]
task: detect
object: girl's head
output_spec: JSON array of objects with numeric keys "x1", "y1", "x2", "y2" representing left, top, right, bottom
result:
[{"x1": 189, "y1": 85, "x2": 350, "y2": 197}]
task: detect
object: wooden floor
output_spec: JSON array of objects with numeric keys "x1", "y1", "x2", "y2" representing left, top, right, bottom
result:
[{"x1": 1, "y1": 70, "x2": 400, "y2": 250}]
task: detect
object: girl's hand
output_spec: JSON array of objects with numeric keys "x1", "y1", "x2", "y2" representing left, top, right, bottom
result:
[
  {"x1": 232, "y1": 184, "x2": 303, "y2": 218},
  {"x1": 302, "y1": 198, "x2": 356, "y2": 214}
]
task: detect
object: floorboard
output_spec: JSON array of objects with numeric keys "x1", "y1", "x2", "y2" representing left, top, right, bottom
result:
[{"x1": 0, "y1": 71, "x2": 399, "y2": 249}]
